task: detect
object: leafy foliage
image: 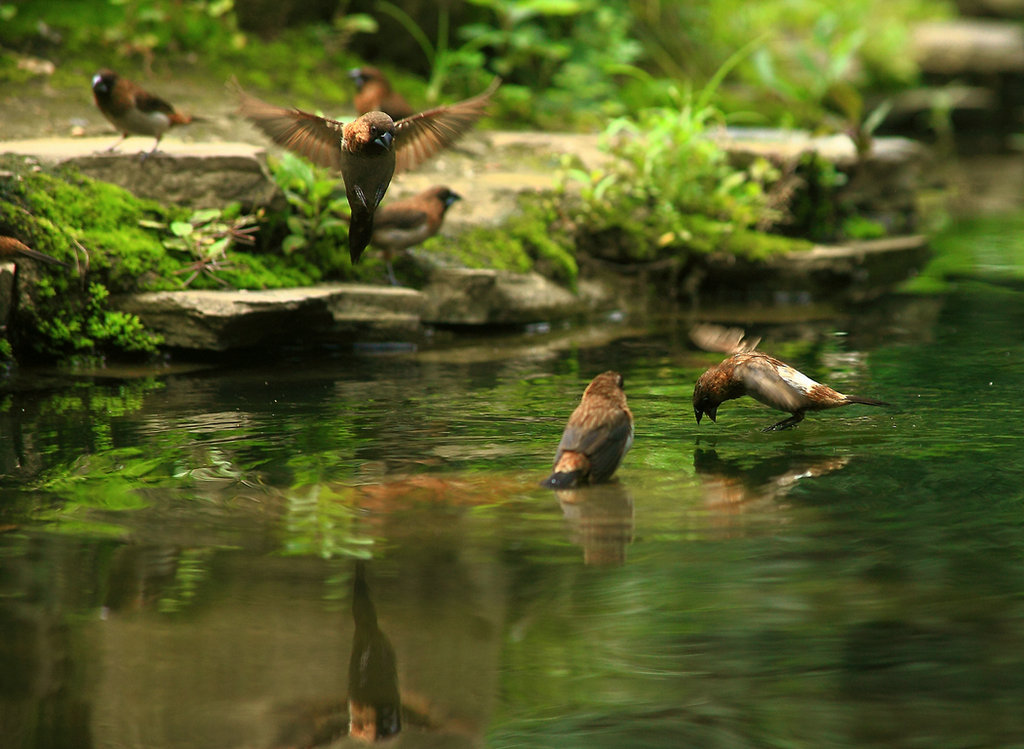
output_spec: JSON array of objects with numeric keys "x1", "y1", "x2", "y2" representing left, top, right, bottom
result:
[
  {"x1": 562, "y1": 89, "x2": 809, "y2": 263},
  {"x1": 268, "y1": 152, "x2": 350, "y2": 281}
]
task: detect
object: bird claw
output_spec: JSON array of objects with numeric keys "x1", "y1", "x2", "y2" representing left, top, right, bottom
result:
[{"x1": 762, "y1": 417, "x2": 802, "y2": 432}]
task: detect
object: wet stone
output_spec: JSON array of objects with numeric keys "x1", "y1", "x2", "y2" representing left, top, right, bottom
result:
[{"x1": 112, "y1": 285, "x2": 424, "y2": 351}]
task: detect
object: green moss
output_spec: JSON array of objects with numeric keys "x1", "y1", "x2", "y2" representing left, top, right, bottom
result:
[
  {"x1": 0, "y1": 156, "x2": 332, "y2": 362},
  {"x1": 422, "y1": 193, "x2": 579, "y2": 289}
]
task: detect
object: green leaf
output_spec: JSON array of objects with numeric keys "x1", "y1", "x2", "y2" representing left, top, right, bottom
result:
[
  {"x1": 190, "y1": 208, "x2": 222, "y2": 225},
  {"x1": 282, "y1": 235, "x2": 307, "y2": 254},
  {"x1": 170, "y1": 221, "x2": 194, "y2": 237}
]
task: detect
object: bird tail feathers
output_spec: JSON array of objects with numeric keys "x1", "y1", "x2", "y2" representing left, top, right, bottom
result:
[
  {"x1": 349, "y1": 209, "x2": 374, "y2": 264},
  {"x1": 169, "y1": 113, "x2": 201, "y2": 125},
  {"x1": 844, "y1": 395, "x2": 890, "y2": 407}
]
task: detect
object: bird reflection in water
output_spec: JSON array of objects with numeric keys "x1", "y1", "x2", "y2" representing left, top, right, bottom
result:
[
  {"x1": 556, "y1": 482, "x2": 635, "y2": 566},
  {"x1": 267, "y1": 560, "x2": 401, "y2": 748},
  {"x1": 348, "y1": 560, "x2": 402, "y2": 742},
  {"x1": 693, "y1": 447, "x2": 851, "y2": 515}
]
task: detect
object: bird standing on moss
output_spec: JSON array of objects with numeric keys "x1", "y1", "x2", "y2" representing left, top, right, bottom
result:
[
  {"x1": 691, "y1": 324, "x2": 890, "y2": 432},
  {"x1": 542, "y1": 371, "x2": 634, "y2": 489}
]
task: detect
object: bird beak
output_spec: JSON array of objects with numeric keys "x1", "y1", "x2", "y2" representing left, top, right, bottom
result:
[
  {"x1": 347, "y1": 68, "x2": 361, "y2": 81},
  {"x1": 694, "y1": 406, "x2": 717, "y2": 425},
  {"x1": 445, "y1": 192, "x2": 462, "y2": 207},
  {"x1": 374, "y1": 131, "x2": 393, "y2": 150}
]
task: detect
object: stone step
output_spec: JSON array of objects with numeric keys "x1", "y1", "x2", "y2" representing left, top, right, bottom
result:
[
  {"x1": 912, "y1": 19, "x2": 1024, "y2": 75},
  {"x1": 0, "y1": 137, "x2": 277, "y2": 210},
  {"x1": 109, "y1": 270, "x2": 610, "y2": 351}
]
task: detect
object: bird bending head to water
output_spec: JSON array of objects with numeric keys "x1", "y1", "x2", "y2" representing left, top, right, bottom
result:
[{"x1": 690, "y1": 324, "x2": 890, "y2": 432}]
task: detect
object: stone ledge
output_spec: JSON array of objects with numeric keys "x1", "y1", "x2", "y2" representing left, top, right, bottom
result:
[
  {"x1": 420, "y1": 268, "x2": 607, "y2": 326},
  {"x1": 107, "y1": 270, "x2": 615, "y2": 350},
  {"x1": 913, "y1": 19, "x2": 1024, "y2": 75},
  {"x1": 113, "y1": 284, "x2": 424, "y2": 351},
  {"x1": 696, "y1": 235, "x2": 930, "y2": 303},
  {"x1": 0, "y1": 137, "x2": 278, "y2": 210}
]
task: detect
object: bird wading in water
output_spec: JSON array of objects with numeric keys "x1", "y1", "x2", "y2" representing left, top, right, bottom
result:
[
  {"x1": 542, "y1": 371, "x2": 634, "y2": 489},
  {"x1": 691, "y1": 324, "x2": 890, "y2": 432}
]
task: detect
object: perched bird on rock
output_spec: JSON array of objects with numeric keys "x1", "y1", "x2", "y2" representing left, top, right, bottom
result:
[
  {"x1": 235, "y1": 78, "x2": 498, "y2": 263},
  {"x1": 691, "y1": 324, "x2": 890, "y2": 432},
  {"x1": 542, "y1": 371, "x2": 634, "y2": 489},
  {"x1": 349, "y1": 66, "x2": 415, "y2": 120},
  {"x1": 0, "y1": 236, "x2": 68, "y2": 268},
  {"x1": 91, "y1": 69, "x2": 198, "y2": 157},
  {"x1": 370, "y1": 186, "x2": 461, "y2": 284}
]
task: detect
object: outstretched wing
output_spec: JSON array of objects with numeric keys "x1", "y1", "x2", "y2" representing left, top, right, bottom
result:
[
  {"x1": 690, "y1": 323, "x2": 761, "y2": 354},
  {"x1": 236, "y1": 88, "x2": 346, "y2": 170},
  {"x1": 394, "y1": 77, "x2": 500, "y2": 173}
]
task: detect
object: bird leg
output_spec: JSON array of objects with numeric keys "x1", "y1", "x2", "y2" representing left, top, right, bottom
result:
[
  {"x1": 104, "y1": 133, "x2": 128, "y2": 152},
  {"x1": 763, "y1": 412, "x2": 805, "y2": 432},
  {"x1": 140, "y1": 135, "x2": 162, "y2": 163},
  {"x1": 383, "y1": 250, "x2": 398, "y2": 286}
]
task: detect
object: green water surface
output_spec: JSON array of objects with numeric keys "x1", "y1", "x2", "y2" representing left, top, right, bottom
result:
[{"x1": 2, "y1": 215, "x2": 1024, "y2": 749}]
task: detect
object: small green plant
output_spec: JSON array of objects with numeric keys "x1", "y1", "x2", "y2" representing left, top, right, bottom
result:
[
  {"x1": 268, "y1": 152, "x2": 351, "y2": 280},
  {"x1": 563, "y1": 80, "x2": 787, "y2": 263},
  {"x1": 147, "y1": 205, "x2": 261, "y2": 287}
]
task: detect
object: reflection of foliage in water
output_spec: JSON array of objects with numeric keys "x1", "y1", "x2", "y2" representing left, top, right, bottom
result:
[
  {"x1": 904, "y1": 214, "x2": 1024, "y2": 294},
  {"x1": 281, "y1": 484, "x2": 373, "y2": 560},
  {"x1": 157, "y1": 548, "x2": 214, "y2": 615}
]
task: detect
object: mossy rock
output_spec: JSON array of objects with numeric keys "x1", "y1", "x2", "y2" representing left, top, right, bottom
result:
[{"x1": 0, "y1": 156, "x2": 316, "y2": 361}]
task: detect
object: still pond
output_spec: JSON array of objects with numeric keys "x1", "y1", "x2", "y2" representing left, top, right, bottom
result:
[{"x1": 2, "y1": 206, "x2": 1024, "y2": 748}]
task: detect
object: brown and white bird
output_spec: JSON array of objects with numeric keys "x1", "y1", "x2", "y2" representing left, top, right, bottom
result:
[
  {"x1": 370, "y1": 186, "x2": 461, "y2": 284},
  {"x1": 349, "y1": 66, "x2": 415, "y2": 120},
  {"x1": 235, "y1": 78, "x2": 498, "y2": 263},
  {"x1": 0, "y1": 236, "x2": 68, "y2": 268},
  {"x1": 542, "y1": 371, "x2": 634, "y2": 489},
  {"x1": 91, "y1": 69, "x2": 197, "y2": 157},
  {"x1": 691, "y1": 324, "x2": 890, "y2": 432}
]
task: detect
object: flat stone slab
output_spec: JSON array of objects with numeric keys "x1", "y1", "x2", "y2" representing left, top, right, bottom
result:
[
  {"x1": 697, "y1": 235, "x2": 930, "y2": 302},
  {"x1": 713, "y1": 127, "x2": 928, "y2": 169},
  {"x1": 912, "y1": 20, "x2": 1024, "y2": 75},
  {"x1": 113, "y1": 284, "x2": 424, "y2": 350},
  {"x1": 108, "y1": 269, "x2": 617, "y2": 350},
  {"x1": 420, "y1": 268, "x2": 610, "y2": 326},
  {"x1": 0, "y1": 137, "x2": 278, "y2": 210}
]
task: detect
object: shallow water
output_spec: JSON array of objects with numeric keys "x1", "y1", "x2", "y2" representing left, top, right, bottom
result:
[{"x1": 3, "y1": 216, "x2": 1024, "y2": 748}]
